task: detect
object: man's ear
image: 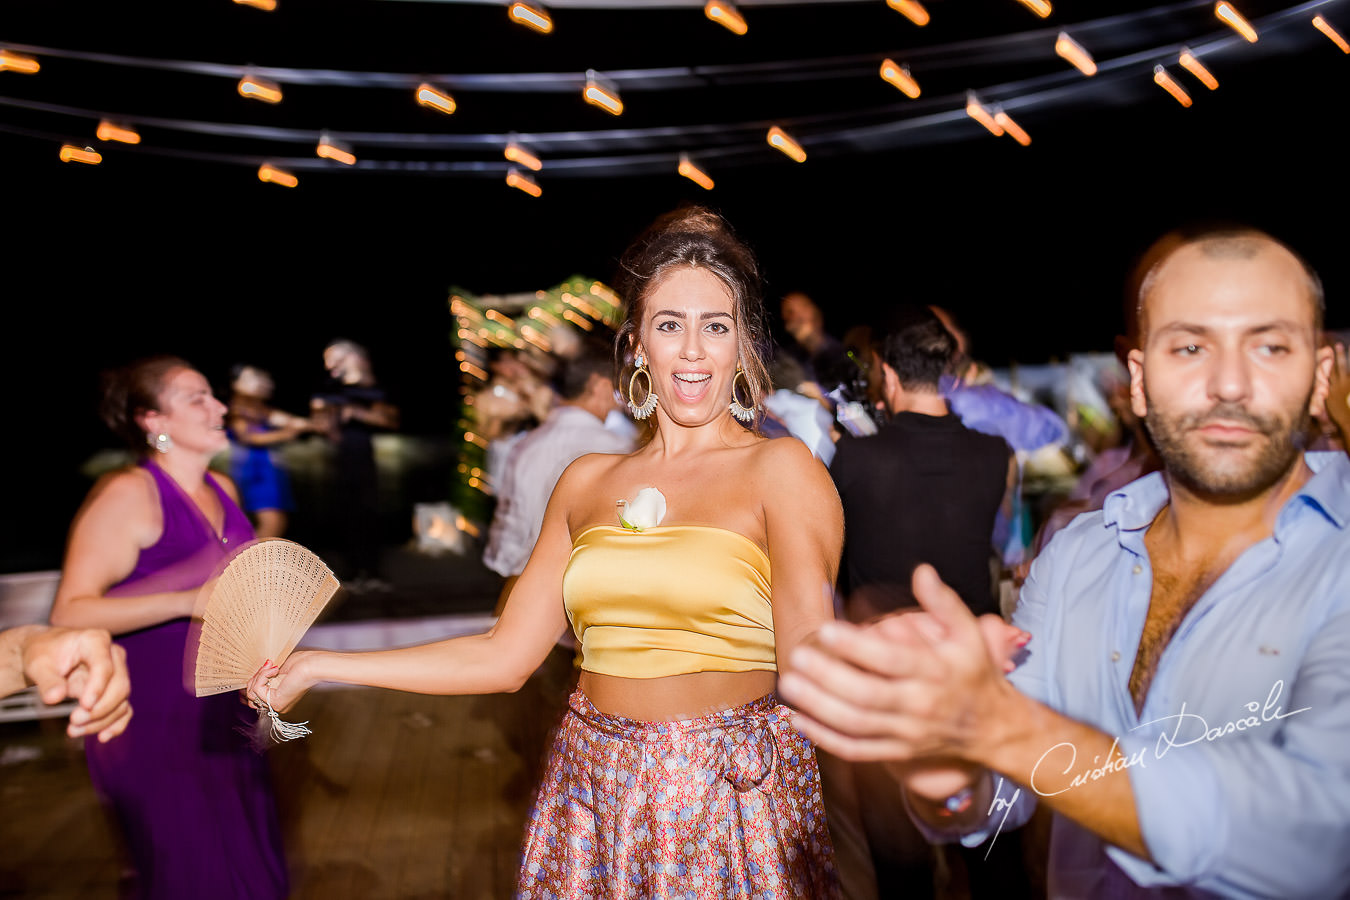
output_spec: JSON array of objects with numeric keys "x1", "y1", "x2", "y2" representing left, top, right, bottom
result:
[
  {"x1": 1310, "y1": 341, "x2": 1334, "y2": 417},
  {"x1": 879, "y1": 361, "x2": 899, "y2": 397},
  {"x1": 1127, "y1": 348, "x2": 1148, "y2": 422}
]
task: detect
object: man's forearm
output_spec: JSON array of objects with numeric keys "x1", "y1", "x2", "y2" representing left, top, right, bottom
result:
[{"x1": 980, "y1": 686, "x2": 1148, "y2": 859}]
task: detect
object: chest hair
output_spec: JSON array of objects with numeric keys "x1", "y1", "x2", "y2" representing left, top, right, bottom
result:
[{"x1": 1127, "y1": 553, "x2": 1230, "y2": 715}]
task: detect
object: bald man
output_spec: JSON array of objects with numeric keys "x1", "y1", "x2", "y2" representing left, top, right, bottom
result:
[{"x1": 782, "y1": 226, "x2": 1350, "y2": 898}]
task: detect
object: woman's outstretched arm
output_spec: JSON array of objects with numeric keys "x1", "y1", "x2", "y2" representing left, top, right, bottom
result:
[{"x1": 251, "y1": 461, "x2": 583, "y2": 712}]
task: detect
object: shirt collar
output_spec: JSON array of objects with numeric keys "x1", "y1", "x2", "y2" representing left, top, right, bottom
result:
[
  {"x1": 1293, "y1": 450, "x2": 1350, "y2": 529},
  {"x1": 1101, "y1": 450, "x2": 1350, "y2": 534},
  {"x1": 886, "y1": 410, "x2": 960, "y2": 429}
]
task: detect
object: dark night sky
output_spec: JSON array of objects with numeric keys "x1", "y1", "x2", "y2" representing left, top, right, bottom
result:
[{"x1": 3, "y1": 0, "x2": 1347, "y2": 570}]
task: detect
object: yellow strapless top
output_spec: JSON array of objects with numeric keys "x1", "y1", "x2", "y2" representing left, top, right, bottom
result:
[{"x1": 562, "y1": 524, "x2": 776, "y2": 678}]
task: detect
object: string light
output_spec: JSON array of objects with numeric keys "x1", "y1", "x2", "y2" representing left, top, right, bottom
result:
[
  {"x1": 704, "y1": 0, "x2": 748, "y2": 35},
  {"x1": 1215, "y1": 2, "x2": 1258, "y2": 43},
  {"x1": 563, "y1": 291, "x2": 603, "y2": 318},
  {"x1": 1016, "y1": 0, "x2": 1052, "y2": 17},
  {"x1": 678, "y1": 154, "x2": 715, "y2": 190},
  {"x1": 416, "y1": 83, "x2": 456, "y2": 115},
  {"x1": 879, "y1": 59, "x2": 920, "y2": 98},
  {"x1": 59, "y1": 144, "x2": 101, "y2": 165},
  {"x1": 0, "y1": 49, "x2": 40, "y2": 74},
  {"x1": 993, "y1": 110, "x2": 1031, "y2": 146},
  {"x1": 1177, "y1": 49, "x2": 1219, "y2": 89},
  {"x1": 1312, "y1": 15, "x2": 1350, "y2": 53},
  {"x1": 1153, "y1": 65, "x2": 1193, "y2": 107},
  {"x1": 766, "y1": 125, "x2": 806, "y2": 162},
  {"x1": 519, "y1": 324, "x2": 552, "y2": 352},
  {"x1": 238, "y1": 74, "x2": 283, "y2": 104},
  {"x1": 965, "y1": 93, "x2": 1004, "y2": 136},
  {"x1": 258, "y1": 163, "x2": 298, "y2": 187},
  {"x1": 528, "y1": 307, "x2": 561, "y2": 328},
  {"x1": 233, "y1": 0, "x2": 277, "y2": 10},
  {"x1": 886, "y1": 0, "x2": 930, "y2": 26},
  {"x1": 504, "y1": 141, "x2": 543, "y2": 171},
  {"x1": 1055, "y1": 32, "x2": 1097, "y2": 76},
  {"x1": 4, "y1": 3, "x2": 1334, "y2": 185},
  {"x1": 506, "y1": 167, "x2": 542, "y2": 197},
  {"x1": 583, "y1": 70, "x2": 623, "y2": 115},
  {"x1": 96, "y1": 120, "x2": 141, "y2": 144},
  {"x1": 508, "y1": 3, "x2": 553, "y2": 34},
  {"x1": 459, "y1": 361, "x2": 489, "y2": 381},
  {"x1": 316, "y1": 133, "x2": 357, "y2": 165},
  {"x1": 562, "y1": 308, "x2": 594, "y2": 331}
]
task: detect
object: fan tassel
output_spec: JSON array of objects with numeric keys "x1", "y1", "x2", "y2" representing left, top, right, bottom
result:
[{"x1": 264, "y1": 699, "x2": 313, "y2": 742}]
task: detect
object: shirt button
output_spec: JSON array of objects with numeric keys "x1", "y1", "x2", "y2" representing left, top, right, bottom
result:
[
  {"x1": 1132, "y1": 564, "x2": 1142, "y2": 574},
  {"x1": 1111, "y1": 651, "x2": 1121, "y2": 661}
]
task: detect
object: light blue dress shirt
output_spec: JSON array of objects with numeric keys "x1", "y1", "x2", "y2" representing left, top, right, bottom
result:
[{"x1": 1000, "y1": 450, "x2": 1350, "y2": 898}]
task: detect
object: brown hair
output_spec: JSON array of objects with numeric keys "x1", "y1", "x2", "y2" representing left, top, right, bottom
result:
[
  {"x1": 612, "y1": 205, "x2": 771, "y2": 430},
  {"x1": 98, "y1": 355, "x2": 194, "y2": 454}
]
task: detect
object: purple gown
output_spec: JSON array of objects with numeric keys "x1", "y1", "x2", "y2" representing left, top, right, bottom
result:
[{"x1": 84, "y1": 460, "x2": 289, "y2": 899}]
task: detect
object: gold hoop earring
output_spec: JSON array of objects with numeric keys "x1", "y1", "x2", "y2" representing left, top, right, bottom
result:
[
  {"x1": 627, "y1": 354, "x2": 658, "y2": 420},
  {"x1": 729, "y1": 365, "x2": 755, "y2": 423}
]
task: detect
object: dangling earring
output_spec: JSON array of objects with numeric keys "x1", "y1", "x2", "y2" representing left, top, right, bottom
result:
[
  {"x1": 627, "y1": 353, "x2": 658, "y2": 420},
  {"x1": 148, "y1": 432, "x2": 172, "y2": 454},
  {"x1": 729, "y1": 364, "x2": 756, "y2": 423}
]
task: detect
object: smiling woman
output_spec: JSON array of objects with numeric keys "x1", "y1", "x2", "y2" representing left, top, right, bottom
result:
[
  {"x1": 47, "y1": 354, "x2": 289, "y2": 900},
  {"x1": 244, "y1": 205, "x2": 846, "y2": 898}
]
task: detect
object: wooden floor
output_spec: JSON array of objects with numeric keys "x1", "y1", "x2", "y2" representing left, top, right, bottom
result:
[
  {"x1": 0, "y1": 647, "x2": 578, "y2": 900},
  {"x1": 0, "y1": 643, "x2": 1047, "y2": 899}
]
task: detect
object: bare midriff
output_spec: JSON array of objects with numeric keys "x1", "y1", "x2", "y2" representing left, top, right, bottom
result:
[{"x1": 579, "y1": 669, "x2": 778, "y2": 721}]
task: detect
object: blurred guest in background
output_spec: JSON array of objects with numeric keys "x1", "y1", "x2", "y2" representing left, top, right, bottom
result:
[
  {"x1": 470, "y1": 346, "x2": 557, "y2": 505},
  {"x1": 779, "y1": 290, "x2": 845, "y2": 387},
  {"x1": 311, "y1": 339, "x2": 400, "y2": 591},
  {"x1": 473, "y1": 346, "x2": 558, "y2": 483},
  {"x1": 762, "y1": 351, "x2": 838, "y2": 464},
  {"x1": 483, "y1": 336, "x2": 633, "y2": 615},
  {"x1": 1026, "y1": 235, "x2": 1172, "y2": 566},
  {"x1": 930, "y1": 305, "x2": 1070, "y2": 568},
  {"x1": 823, "y1": 305, "x2": 1017, "y2": 900},
  {"x1": 49, "y1": 355, "x2": 288, "y2": 900},
  {"x1": 832, "y1": 306, "x2": 1012, "y2": 620},
  {"x1": 0, "y1": 623, "x2": 131, "y2": 743},
  {"x1": 1313, "y1": 335, "x2": 1350, "y2": 451},
  {"x1": 226, "y1": 363, "x2": 314, "y2": 539}
]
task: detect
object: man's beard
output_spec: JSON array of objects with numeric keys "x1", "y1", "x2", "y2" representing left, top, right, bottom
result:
[{"x1": 1142, "y1": 384, "x2": 1311, "y2": 502}]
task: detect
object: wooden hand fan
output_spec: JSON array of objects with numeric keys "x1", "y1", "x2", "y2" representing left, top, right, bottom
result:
[{"x1": 193, "y1": 538, "x2": 340, "y2": 739}]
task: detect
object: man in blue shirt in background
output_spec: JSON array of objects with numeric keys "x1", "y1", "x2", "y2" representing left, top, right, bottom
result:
[{"x1": 782, "y1": 224, "x2": 1350, "y2": 898}]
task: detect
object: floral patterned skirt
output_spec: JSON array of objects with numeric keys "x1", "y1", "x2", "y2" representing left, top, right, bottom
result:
[{"x1": 516, "y1": 689, "x2": 840, "y2": 899}]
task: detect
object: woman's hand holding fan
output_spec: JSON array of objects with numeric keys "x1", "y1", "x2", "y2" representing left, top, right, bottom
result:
[
  {"x1": 192, "y1": 538, "x2": 339, "y2": 741},
  {"x1": 246, "y1": 654, "x2": 313, "y2": 721}
]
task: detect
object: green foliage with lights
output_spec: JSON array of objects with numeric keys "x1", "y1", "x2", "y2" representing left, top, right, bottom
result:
[{"x1": 447, "y1": 276, "x2": 623, "y2": 528}]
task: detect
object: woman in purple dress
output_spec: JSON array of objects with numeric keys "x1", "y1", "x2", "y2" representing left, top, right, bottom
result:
[{"x1": 50, "y1": 355, "x2": 289, "y2": 900}]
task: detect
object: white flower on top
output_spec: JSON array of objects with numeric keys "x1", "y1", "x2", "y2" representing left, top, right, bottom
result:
[{"x1": 617, "y1": 487, "x2": 666, "y2": 532}]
